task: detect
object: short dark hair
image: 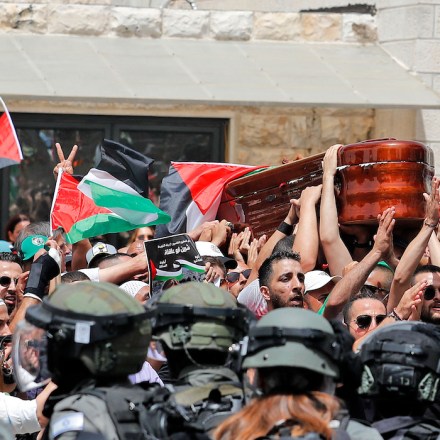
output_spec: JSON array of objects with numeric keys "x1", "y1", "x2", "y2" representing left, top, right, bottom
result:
[
  {"x1": 272, "y1": 235, "x2": 296, "y2": 254},
  {"x1": 414, "y1": 264, "x2": 440, "y2": 277},
  {"x1": 93, "y1": 252, "x2": 131, "y2": 269},
  {"x1": 342, "y1": 290, "x2": 383, "y2": 325},
  {"x1": 61, "y1": 271, "x2": 90, "y2": 284},
  {"x1": 0, "y1": 252, "x2": 23, "y2": 268},
  {"x1": 259, "y1": 251, "x2": 301, "y2": 288},
  {"x1": 202, "y1": 256, "x2": 226, "y2": 278}
]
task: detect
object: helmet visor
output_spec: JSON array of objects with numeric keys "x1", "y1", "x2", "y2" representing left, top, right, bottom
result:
[{"x1": 12, "y1": 320, "x2": 51, "y2": 392}]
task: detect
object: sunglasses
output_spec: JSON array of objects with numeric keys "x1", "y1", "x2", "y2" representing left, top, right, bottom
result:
[
  {"x1": 0, "y1": 276, "x2": 19, "y2": 288},
  {"x1": 423, "y1": 285, "x2": 439, "y2": 301},
  {"x1": 353, "y1": 314, "x2": 387, "y2": 330},
  {"x1": 363, "y1": 284, "x2": 389, "y2": 296},
  {"x1": 226, "y1": 269, "x2": 252, "y2": 284}
]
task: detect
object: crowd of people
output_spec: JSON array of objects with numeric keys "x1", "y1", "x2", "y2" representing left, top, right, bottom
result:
[{"x1": 0, "y1": 142, "x2": 439, "y2": 439}]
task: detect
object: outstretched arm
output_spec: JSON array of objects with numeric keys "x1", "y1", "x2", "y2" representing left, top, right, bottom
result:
[
  {"x1": 324, "y1": 207, "x2": 395, "y2": 319},
  {"x1": 387, "y1": 177, "x2": 440, "y2": 312},
  {"x1": 319, "y1": 144, "x2": 352, "y2": 276},
  {"x1": 293, "y1": 184, "x2": 322, "y2": 272}
]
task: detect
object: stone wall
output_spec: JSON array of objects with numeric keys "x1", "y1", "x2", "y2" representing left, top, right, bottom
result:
[
  {"x1": 377, "y1": 0, "x2": 440, "y2": 171},
  {"x1": 0, "y1": 3, "x2": 377, "y2": 44},
  {"x1": 1, "y1": 1, "x2": 422, "y2": 166}
]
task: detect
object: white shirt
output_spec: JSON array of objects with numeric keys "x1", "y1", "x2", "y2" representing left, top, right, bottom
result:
[{"x1": 0, "y1": 393, "x2": 40, "y2": 435}]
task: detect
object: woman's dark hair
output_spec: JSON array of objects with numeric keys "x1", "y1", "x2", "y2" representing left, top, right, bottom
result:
[{"x1": 4, "y1": 214, "x2": 30, "y2": 241}]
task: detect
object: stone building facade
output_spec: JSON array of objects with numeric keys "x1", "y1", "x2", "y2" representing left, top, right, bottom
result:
[{"x1": 2, "y1": 0, "x2": 436, "y2": 168}]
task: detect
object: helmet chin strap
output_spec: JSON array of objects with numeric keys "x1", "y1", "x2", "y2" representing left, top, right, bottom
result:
[{"x1": 321, "y1": 375, "x2": 336, "y2": 396}]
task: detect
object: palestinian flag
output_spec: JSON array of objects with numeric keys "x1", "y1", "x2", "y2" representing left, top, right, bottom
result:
[
  {"x1": 155, "y1": 162, "x2": 267, "y2": 238},
  {"x1": 0, "y1": 98, "x2": 23, "y2": 169},
  {"x1": 50, "y1": 169, "x2": 171, "y2": 244},
  {"x1": 95, "y1": 139, "x2": 154, "y2": 197}
]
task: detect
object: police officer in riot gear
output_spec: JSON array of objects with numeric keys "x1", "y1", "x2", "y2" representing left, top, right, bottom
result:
[
  {"x1": 13, "y1": 281, "x2": 155, "y2": 440},
  {"x1": 358, "y1": 321, "x2": 440, "y2": 439},
  {"x1": 146, "y1": 281, "x2": 255, "y2": 436},
  {"x1": 214, "y1": 307, "x2": 383, "y2": 440}
]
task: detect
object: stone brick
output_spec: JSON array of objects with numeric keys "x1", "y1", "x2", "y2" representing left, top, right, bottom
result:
[
  {"x1": 416, "y1": 109, "x2": 440, "y2": 142},
  {"x1": 320, "y1": 113, "x2": 373, "y2": 146},
  {"x1": 342, "y1": 13, "x2": 376, "y2": 43},
  {"x1": 373, "y1": 109, "x2": 416, "y2": 140},
  {"x1": 47, "y1": 5, "x2": 109, "y2": 35},
  {"x1": 162, "y1": 9, "x2": 209, "y2": 38},
  {"x1": 415, "y1": 39, "x2": 440, "y2": 73},
  {"x1": 253, "y1": 12, "x2": 300, "y2": 41},
  {"x1": 110, "y1": 7, "x2": 161, "y2": 37},
  {"x1": 429, "y1": 142, "x2": 440, "y2": 175},
  {"x1": 435, "y1": 5, "x2": 440, "y2": 39},
  {"x1": 210, "y1": 11, "x2": 252, "y2": 41},
  {"x1": 377, "y1": 5, "x2": 435, "y2": 42},
  {"x1": 238, "y1": 113, "x2": 289, "y2": 151},
  {"x1": 378, "y1": 0, "x2": 439, "y2": 9},
  {"x1": 0, "y1": 3, "x2": 48, "y2": 32},
  {"x1": 300, "y1": 13, "x2": 342, "y2": 42},
  {"x1": 433, "y1": 74, "x2": 440, "y2": 93}
]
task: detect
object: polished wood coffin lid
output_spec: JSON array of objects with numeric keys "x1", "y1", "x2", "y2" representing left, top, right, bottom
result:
[
  {"x1": 336, "y1": 139, "x2": 434, "y2": 225},
  {"x1": 218, "y1": 139, "x2": 434, "y2": 238}
]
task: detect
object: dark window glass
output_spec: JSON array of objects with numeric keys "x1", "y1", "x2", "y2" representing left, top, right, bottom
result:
[{"x1": 0, "y1": 114, "x2": 226, "y2": 236}]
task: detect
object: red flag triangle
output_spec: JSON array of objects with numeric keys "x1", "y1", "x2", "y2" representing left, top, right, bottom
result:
[{"x1": 0, "y1": 98, "x2": 22, "y2": 169}]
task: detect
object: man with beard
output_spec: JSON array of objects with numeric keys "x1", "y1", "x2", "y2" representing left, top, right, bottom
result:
[
  {"x1": 0, "y1": 252, "x2": 23, "y2": 318},
  {"x1": 413, "y1": 264, "x2": 440, "y2": 325},
  {"x1": 259, "y1": 251, "x2": 305, "y2": 310}
]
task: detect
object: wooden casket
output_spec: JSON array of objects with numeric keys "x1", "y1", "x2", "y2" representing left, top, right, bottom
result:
[{"x1": 217, "y1": 139, "x2": 434, "y2": 239}]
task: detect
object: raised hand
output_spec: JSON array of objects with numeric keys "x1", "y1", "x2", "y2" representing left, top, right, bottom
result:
[{"x1": 53, "y1": 143, "x2": 78, "y2": 178}]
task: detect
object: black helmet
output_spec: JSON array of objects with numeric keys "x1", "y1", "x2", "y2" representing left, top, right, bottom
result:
[
  {"x1": 13, "y1": 282, "x2": 151, "y2": 390},
  {"x1": 358, "y1": 321, "x2": 440, "y2": 403}
]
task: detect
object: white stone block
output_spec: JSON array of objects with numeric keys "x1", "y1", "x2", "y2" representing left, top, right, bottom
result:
[
  {"x1": 162, "y1": 9, "x2": 209, "y2": 38},
  {"x1": 378, "y1": 0, "x2": 440, "y2": 9},
  {"x1": 111, "y1": 7, "x2": 161, "y2": 37},
  {"x1": 253, "y1": 12, "x2": 300, "y2": 41},
  {"x1": 47, "y1": 5, "x2": 109, "y2": 35},
  {"x1": 342, "y1": 13, "x2": 376, "y2": 43},
  {"x1": 377, "y1": 5, "x2": 435, "y2": 42},
  {"x1": 430, "y1": 142, "x2": 440, "y2": 175},
  {"x1": 0, "y1": 3, "x2": 48, "y2": 32},
  {"x1": 210, "y1": 11, "x2": 252, "y2": 41},
  {"x1": 415, "y1": 39, "x2": 440, "y2": 73},
  {"x1": 433, "y1": 74, "x2": 440, "y2": 93},
  {"x1": 435, "y1": 5, "x2": 440, "y2": 39},
  {"x1": 416, "y1": 109, "x2": 440, "y2": 142}
]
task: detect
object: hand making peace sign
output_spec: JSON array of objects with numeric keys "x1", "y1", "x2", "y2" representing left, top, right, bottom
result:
[{"x1": 53, "y1": 142, "x2": 78, "y2": 178}]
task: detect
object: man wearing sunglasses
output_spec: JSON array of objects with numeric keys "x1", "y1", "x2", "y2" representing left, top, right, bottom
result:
[
  {"x1": 342, "y1": 291, "x2": 387, "y2": 341},
  {"x1": 414, "y1": 264, "x2": 440, "y2": 325},
  {"x1": 364, "y1": 262, "x2": 394, "y2": 305},
  {"x1": 0, "y1": 252, "x2": 23, "y2": 317},
  {"x1": 226, "y1": 262, "x2": 252, "y2": 299}
]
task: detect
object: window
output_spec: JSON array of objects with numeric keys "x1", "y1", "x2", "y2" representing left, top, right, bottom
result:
[{"x1": 0, "y1": 114, "x2": 227, "y2": 235}]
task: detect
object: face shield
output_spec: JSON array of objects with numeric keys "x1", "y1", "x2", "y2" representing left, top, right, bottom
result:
[{"x1": 12, "y1": 320, "x2": 51, "y2": 392}]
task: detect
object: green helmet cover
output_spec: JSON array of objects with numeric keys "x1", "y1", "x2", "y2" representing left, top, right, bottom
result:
[
  {"x1": 149, "y1": 282, "x2": 251, "y2": 352},
  {"x1": 26, "y1": 282, "x2": 151, "y2": 379},
  {"x1": 242, "y1": 308, "x2": 339, "y2": 378}
]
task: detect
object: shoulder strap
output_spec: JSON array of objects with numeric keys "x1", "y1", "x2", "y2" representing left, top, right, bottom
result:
[
  {"x1": 330, "y1": 409, "x2": 351, "y2": 440},
  {"x1": 372, "y1": 416, "x2": 423, "y2": 435}
]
